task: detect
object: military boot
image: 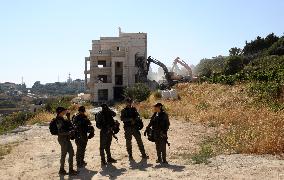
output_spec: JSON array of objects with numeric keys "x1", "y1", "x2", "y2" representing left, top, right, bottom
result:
[
  {"x1": 107, "y1": 157, "x2": 117, "y2": 163},
  {"x1": 58, "y1": 169, "x2": 67, "y2": 175},
  {"x1": 69, "y1": 169, "x2": 79, "y2": 176}
]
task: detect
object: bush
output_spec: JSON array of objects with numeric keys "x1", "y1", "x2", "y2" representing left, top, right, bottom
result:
[
  {"x1": 44, "y1": 96, "x2": 73, "y2": 113},
  {"x1": 124, "y1": 83, "x2": 151, "y2": 102},
  {"x1": 0, "y1": 112, "x2": 34, "y2": 134},
  {"x1": 192, "y1": 142, "x2": 214, "y2": 164},
  {"x1": 223, "y1": 56, "x2": 244, "y2": 75},
  {"x1": 248, "y1": 82, "x2": 281, "y2": 101}
]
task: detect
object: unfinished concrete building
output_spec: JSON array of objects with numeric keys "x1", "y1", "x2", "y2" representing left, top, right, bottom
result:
[{"x1": 85, "y1": 28, "x2": 147, "y2": 102}]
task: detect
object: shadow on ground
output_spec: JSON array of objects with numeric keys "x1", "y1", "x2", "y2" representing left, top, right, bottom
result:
[
  {"x1": 59, "y1": 168, "x2": 97, "y2": 180},
  {"x1": 129, "y1": 158, "x2": 153, "y2": 171},
  {"x1": 154, "y1": 163, "x2": 185, "y2": 172},
  {"x1": 99, "y1": 164, "x2": 127, "y2": 180}
]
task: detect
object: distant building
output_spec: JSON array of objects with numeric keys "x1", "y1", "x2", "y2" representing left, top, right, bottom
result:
[
  {"x1": 85, "y1": 28, "x2": 147, "y2": 102},
  {"x1": 31, "y1": 78, "x2": 85, "y2": 95}
]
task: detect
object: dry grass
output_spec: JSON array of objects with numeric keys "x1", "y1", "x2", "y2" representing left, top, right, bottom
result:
[
  {"x1": 27, "y1": 112, "x2": 55, "y2": 125},
  {"x1": 137, "y1": 83, "x2": 284, "y2": 154},
  {"x1": 0, "y1": 142, "x2": 18, "y2": 159}
]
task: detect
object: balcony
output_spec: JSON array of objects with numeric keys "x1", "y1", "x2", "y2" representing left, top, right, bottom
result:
[
  {"x1": 90, "y1": 50, "x2": 111, "y2": 57},
  {"x1": 111, "y1": 50, "x2": 126, "y2": 57}
]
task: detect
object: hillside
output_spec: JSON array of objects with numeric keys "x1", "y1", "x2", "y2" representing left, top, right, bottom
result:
[{"x1": 137, "y1": 83, "x2": 284, "y2": 154}]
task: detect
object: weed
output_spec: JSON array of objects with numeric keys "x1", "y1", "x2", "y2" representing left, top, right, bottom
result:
[{"x1": 191, "y1": 142, "x2": 214, "y2": 164}]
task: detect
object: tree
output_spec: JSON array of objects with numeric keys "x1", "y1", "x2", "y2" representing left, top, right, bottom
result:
[
  {"x1": 223, "y1": 56, "x2": 243, "y2": 75},
  {"x1": 123, "y1": 83, "x2": 151, "y2": 102},
  {"x1": 229, "y1": 47, "x2": 242, "y2": 56}
]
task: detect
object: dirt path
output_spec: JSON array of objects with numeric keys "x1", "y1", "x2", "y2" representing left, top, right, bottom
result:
[{"x1": 1, "y1": 117, "x2": 284, "y2": 180}]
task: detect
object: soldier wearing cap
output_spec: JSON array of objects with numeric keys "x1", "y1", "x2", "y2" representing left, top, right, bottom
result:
[
  {"x1": 72, "y1": 106, "x2": 93, "y2": 168},
  {"x1": 120, "y1": 98, "x2": 148, "y2": 160},
  {"x1": 146, "y1": 103, "x2": 170, "y2": 164},
  {"x1": 55, "y1": 107, "x2": 78, "y2": 176}
]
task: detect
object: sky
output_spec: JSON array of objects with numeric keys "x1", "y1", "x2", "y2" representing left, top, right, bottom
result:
[{"x1": 0, "y1": 0, "x2": 283, "y2": 87}]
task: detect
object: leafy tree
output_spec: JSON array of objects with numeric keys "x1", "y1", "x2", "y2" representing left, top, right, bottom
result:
[
  {"x1": 266, "y1": 37, "x2": 284, "y2": 56},
  {"x1": 229, "y1": 47, "x2": 242, "y2": 56},
  {"x1": 223, "y1": 56, "x2": 243, "y2": 75},
  {"x1": 243, "y1": 33, "x2": 279, "y2": 55},
  {"x1": 123, "y1": 83, "x2": 151, "y2": 102}
]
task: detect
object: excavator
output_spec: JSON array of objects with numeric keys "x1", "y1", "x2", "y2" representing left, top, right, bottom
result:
[
  {"x1": 146, "y1": 56, "x2": 175, "y2": 88},
  {"x1": 136, "y1": 56, "x2": 193, "y2": 89},
  {"x1": 170, "y1": 57, "x2": 193, "y2": 81}
]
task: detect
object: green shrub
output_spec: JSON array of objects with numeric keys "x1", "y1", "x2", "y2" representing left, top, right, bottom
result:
[
  {"x1": 192, "y1": 142, "x2": 214, "y2": 164},
  {"x1": 44, "y1": 96, "x2": 73, "y2": 113},
  {"x1": 0, "y1": 112, "x2": 34, "y2": 134},
  {"x1": 248, "y1": 82, "x2": 281, "y2": 100},
  {"x1": 124, "y1": 83, "x2": 151, "y2": 102}
]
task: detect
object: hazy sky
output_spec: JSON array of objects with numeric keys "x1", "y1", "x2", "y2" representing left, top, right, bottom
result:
[{"x1": 0, "y1": 0, "x2": 283, "y2": 87}]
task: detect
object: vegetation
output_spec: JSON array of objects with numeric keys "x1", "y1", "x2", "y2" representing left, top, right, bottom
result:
[
  {"x1": 123, "y1": 83, "x2": 151, "y2": 102},
  {"x1": 195, "y1": 33, "x2": 284, "y2": 110},
  {"x1": 44, "y1": 96, "x2": 74, "y2": 113},
  {"x1": 0, "y1": 142, "x2": 18, "y2": 160},
  {"x1": 0, "y1": 101, "x2": 17, "y2": 108},
  {"x1": 0, "y1": 111, "x2": 34, "y2": 134},
  {"x1": 191, "y1": 141, "x2": 214, "y2": 164},
  {"x1": 137, "y1": 82, "x2": 284, "y2": 155},
  {"x1": 0, "y1": 96, "x2": 76, "y2": 135}
]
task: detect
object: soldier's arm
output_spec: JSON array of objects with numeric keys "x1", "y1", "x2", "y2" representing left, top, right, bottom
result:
[
  {"x1": 146, "y1": 115, "x2": 154, "y2": 129},
  {"x1": 134, "y1": 108, "x2": 140, "y2": 119},
  {"x1": 120, "y1": 109, "x2": 126, "y2": 121},
  {"x1": 162, "y1": 113, "x2": 170, "y2": 134},
  {"x1": 111, "y1": 110, "x2": 116, "y2": 117}
]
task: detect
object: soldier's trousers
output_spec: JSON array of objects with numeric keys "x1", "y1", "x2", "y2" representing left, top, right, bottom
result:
[
  {"x1": 75, "y1": 137, "x2": 88, "y2": 166},
  {"x1": 100, "y1": 130, "x2": 113, "y2": 162},
  {"x1": 124, "y1": 127, "x2": 146, "y2": 157},
  {"x1": 155, "y1": 138, "x2": 167, "y2": 161},
  {"x1": 58, "y1": 136, "x2": 74, "y2": 170}
]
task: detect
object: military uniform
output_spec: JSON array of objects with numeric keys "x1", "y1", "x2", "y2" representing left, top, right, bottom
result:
[
  {"x1": 121, "y1": 106, "x2": 147, "y2": 159},
  {"x1": 73, "y1": 113, "x2": 92, "y2": 167},
  {"x1": 98, "y1": 108, "x2": 117, "y2": 164},
  {"x1": 147, "y1": 111, "x2": 170, "y2": 163},
  {"x1": 56, "y1": 116, "x2": 75, "y2": 172}
]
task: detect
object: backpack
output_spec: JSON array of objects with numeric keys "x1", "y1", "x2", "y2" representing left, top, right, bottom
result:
[
  {"x1": 95, "y1": 112, "x2": 103, "y2": 129},
  {"x1": 49, "y1": 118, "x2": 58, "y2": 135},
  {"x1": 145, "y1": 128, "x2": 156, "y2": 142}
]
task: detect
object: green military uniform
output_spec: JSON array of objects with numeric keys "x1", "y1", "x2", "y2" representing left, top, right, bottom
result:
[
  {"x1": 121, "y1": 106, "x2": 147, "y2": 159},
  {"x1": 56, "y1": 116, "x2": 75, "y2": 172},
  {"x1": 97, "y1": 106, "x2": 117, "y2": 164},
  {"x1": 147, "y1": 110, "x2": 170, "y2": 163},
  {"x1": 73, "y1": 113, "x2": 92, "y2": 167}
]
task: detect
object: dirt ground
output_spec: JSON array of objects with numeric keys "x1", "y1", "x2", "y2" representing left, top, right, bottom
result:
[{"x1": 1, "y1": 116, "x2": 284, "y2": 180}]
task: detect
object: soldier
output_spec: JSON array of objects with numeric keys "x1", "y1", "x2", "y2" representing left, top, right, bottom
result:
[
  {"x1": 146, "y1": 103, "x2": 170, "y2": 164},
  {"x1": 73, "y1": 106, "x2": 93, "y2": 168},
  {"x1": 96, "y1": 104, "x2": 117, "y2": 166},
  {"x1": 55, "y1": 107, "x2": 78, "y2": 176},
  {"x1": 120, "y1": 98, "x2": 148, "y2": 160}
]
